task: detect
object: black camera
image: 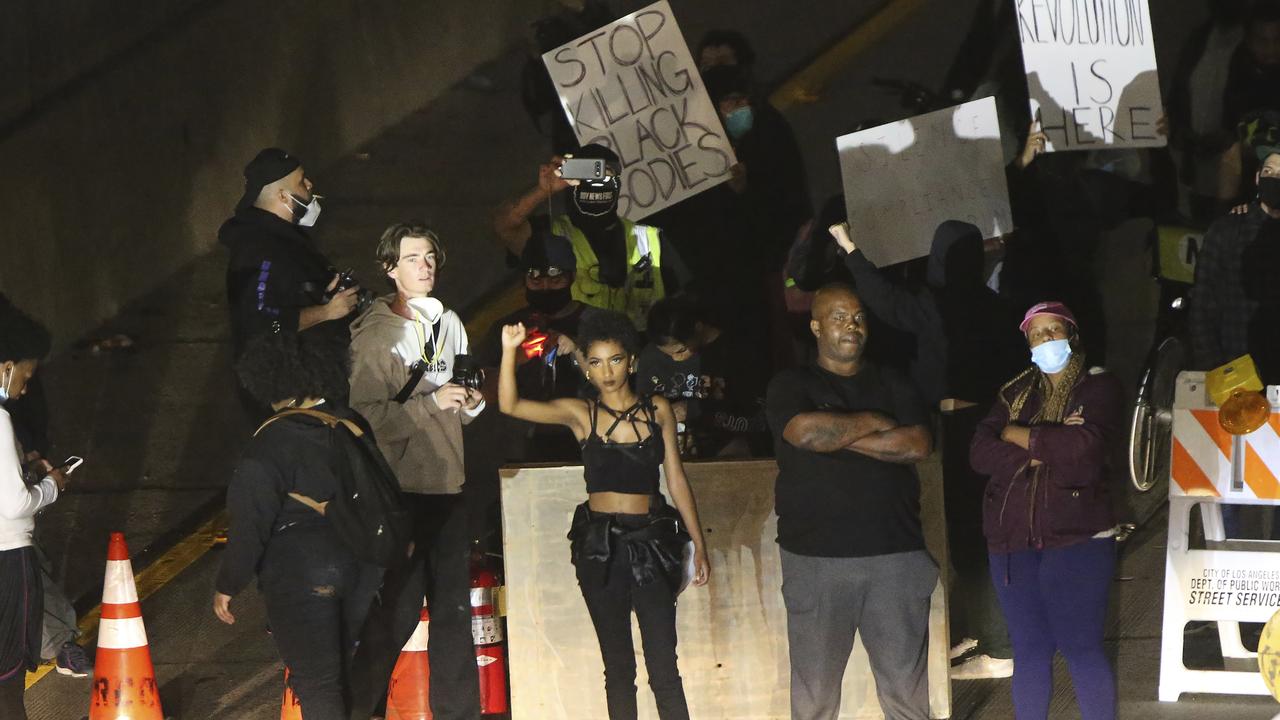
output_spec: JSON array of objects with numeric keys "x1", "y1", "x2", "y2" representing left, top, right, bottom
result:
[
  {"x1": 330, "y1": 269, "x2": 376, "y2": 314},
  {"x1": 451, "y1": 354, "x2": 484, "y2": 390}
]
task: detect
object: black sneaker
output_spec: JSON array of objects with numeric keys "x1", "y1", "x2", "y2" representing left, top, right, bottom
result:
[{"x1": 55, "y1": 641, "x2": 93, "y2": 678}]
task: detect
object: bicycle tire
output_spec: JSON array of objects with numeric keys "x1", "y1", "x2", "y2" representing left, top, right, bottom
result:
[{"x1": 1129, "y1": 337, "x2": 1184, "y2": 493}]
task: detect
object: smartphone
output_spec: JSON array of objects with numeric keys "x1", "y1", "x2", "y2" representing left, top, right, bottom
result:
[
  {"x1": 559, "y1": 158, "x2": 606, "y2": 181},
  {"x1": 57, "y1": 456, "x2": 84, "y2": 474}
]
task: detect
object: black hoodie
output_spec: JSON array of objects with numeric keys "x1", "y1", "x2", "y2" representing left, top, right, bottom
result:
[
  {"x1": 843, "y1": 221, "x2": 1025, "y2": 408},
  {"x1": 219, "y1": 207, "x2": 340, "y2": 356}
]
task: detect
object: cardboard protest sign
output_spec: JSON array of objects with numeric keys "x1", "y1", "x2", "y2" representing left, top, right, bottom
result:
[
  {"x1": 1015, "y1": 0, "x2": 1166, "y2": 151},
  {"x1": 836, "y1": 96, "x2": 1013, "y2": 268},
  {"x1": 542, "y1": 1, "x2": 736, "y2": 220}
]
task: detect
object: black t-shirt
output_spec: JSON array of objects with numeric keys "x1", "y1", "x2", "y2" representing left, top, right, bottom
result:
[
  {"x1": 766, "y1": 362, "x2": 929, "y2": 557},
  {"x1": 635, "y1": 331, "x2": 769, "y2": 457}
]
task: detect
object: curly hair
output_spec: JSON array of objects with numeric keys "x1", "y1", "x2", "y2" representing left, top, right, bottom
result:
[
  {"x1": 577, "y1": 309, "x2": 640, "y2": 357},
  {"x1": 0, "y1": 295, "x2": 52, "y2": 364},
  {"x1": 235, "y1": 331, "x2": 351, "y2": 407}
]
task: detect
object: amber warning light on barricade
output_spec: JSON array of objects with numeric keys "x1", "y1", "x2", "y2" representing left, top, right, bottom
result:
[{"x1": 1207, "y1": 355, "x2": 1270, "y2": 435}]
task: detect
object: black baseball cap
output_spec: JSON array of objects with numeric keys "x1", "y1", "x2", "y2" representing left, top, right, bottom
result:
[
  {"x1": 236, "y1": 148, "x2": 302, "y2": 211},
  {"x1": 521, "y1": 230, "x2": 577, "y2": 274}
]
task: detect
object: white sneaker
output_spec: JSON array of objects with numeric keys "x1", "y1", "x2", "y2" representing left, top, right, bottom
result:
[
  {"x1": 949, "y1": 637, "x2": 979, "y2": 660},
  {"x1": 950, "y1": 654, "x2": 1014, "y2": 680}
]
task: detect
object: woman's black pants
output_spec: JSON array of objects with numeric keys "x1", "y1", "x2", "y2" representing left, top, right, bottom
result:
[
  {"x1": 574, "y1": 529, "x2": 690, "y2": 720},
  {"x1": 259, "y1": 523, "x2": 382, "y2": 720}
]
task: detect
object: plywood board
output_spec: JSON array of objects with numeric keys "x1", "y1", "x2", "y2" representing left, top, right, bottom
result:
[{"x1": 501, "y1": 458, "x2": 951, "y2": 718}]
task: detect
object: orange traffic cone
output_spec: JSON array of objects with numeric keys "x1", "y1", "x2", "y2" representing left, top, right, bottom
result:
[
  {"x1": 280, "y1": 667, "x2": 302, "y2": 720},
  {"x1": 386, "y1": 605, "x2": 432, "y2": 720},
  {"x1": 89, "y1": 532, "x2": 164, "y2": 719}
]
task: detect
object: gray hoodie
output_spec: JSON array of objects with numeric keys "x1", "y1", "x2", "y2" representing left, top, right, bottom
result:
[{"x1": 348, "y1": 295, "x2": 483, "y2": 495}]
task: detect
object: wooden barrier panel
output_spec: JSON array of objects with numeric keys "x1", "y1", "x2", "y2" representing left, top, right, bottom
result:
[{"x1": 500, "y1": 458, "x2": 951, "y2": 719}]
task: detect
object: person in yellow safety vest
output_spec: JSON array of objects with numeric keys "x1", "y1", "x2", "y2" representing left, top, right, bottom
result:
[{"x1": 494, "y1": 143, "x2": 690, "y2": 329}]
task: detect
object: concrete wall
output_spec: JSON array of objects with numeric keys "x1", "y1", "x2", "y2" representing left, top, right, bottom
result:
[
  {"x1": 0, "y1": 0, "x2": 544, "y2": 347},
  {"x1": 0, "y1": 1, "x2": 207, "y2": 129}
]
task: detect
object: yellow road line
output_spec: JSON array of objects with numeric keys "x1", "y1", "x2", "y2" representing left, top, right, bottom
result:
[
  {"x1": 23, "y1": 282, "x2": 522, "y2": 691},
  {"x1": 25, "y1": 0, "x2": 912, "y2": 691},
  {"x1": 769, "y1": 0, "x2": 927, "y2": 111},
  {"x1": 26, "y1": 511, "x2": 229, "y2": 688}
]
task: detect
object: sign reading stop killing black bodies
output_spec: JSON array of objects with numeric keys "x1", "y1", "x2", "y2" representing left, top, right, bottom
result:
[
  {"x1": 1016, "y1": 0, "x2": 1166, "y2": 152},
  {"x1": 542, "y1": 1, "x2": 736, "y2": 220}
]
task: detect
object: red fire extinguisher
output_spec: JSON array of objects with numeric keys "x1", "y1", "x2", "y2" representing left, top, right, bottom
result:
[{"x1": 471, "y1": 555, "x2": 509, "y2": 715}]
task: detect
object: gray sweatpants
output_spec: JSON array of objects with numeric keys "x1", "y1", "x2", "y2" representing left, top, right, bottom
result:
[
  {"x1": 780, "y1": 548, "x2": 937, "y2": 720},
  {"x1": 35, "y1": 544, "x2": 77, "y2": 660}
]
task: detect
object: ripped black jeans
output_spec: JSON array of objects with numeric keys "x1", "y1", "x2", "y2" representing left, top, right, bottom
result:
[{"x1": 259, "y1": 520, "x2": 383, "y2": 720}]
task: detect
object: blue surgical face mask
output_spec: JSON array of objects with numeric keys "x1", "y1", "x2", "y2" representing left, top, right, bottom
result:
[
  {"x1": 1030, "y1": 338, "x2": 1072, "y2": 374},
  {"x1": 724, "y1": 105, "x2": 754, "y2": 140},
  {"x1": 0, "y1": 365, "x2": 11, "y2": 404}
]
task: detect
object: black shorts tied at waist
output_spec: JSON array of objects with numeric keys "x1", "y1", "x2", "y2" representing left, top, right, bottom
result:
[{"x1": 568, "y1": 500, "x2": 691, "y2": 592}]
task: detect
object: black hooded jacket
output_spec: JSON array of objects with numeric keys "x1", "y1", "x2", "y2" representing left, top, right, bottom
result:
[
  {"x1": 219, "y1": 207, "x2": 340, "y2": 356},
  {"x1": 842, "y1": 221, "x2": 1025, "y2": 408}
]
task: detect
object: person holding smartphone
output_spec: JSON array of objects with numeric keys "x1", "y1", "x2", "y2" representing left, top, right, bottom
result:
[
  {"x1": 0, "y1": 300, "x2": 68, "y2": 719},
  {"x1": 493, "y1": 144, "x2": 690, "y2": 329}
]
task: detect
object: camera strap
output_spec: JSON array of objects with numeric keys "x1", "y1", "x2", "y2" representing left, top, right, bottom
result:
[
  {"x1": 396, "y1": 317, "x2": 442, "y2": 404},
  {"x1": 394, "y1": 362, "x2": 429, "y2": 404}
]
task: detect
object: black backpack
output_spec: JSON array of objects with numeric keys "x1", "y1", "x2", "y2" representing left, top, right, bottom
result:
[{"x1": 256, "y1": 408, "x2": 413, "y2": 568}]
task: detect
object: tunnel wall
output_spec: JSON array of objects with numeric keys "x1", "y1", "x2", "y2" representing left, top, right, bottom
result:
[{"x1": 0, "y1": 0, "x2": 540, "y2": 346}]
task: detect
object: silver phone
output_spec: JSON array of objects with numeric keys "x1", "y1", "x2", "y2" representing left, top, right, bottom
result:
[{"x1": 560, "y1": 158, "x2": 607, "y2": 181}]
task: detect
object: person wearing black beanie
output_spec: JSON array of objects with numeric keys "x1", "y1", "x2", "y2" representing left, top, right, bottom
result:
[{"x1": 219, "y1": 148, "x2": 362, "y2": 411}]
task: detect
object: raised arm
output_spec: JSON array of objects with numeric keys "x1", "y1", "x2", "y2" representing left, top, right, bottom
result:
[
  {"x1": 497, "y1": 323, "x2": 586, "y2": 434},
  {"x1": 831, "y1": 223, "x2": 934, "y2": 333},
  {"x1": 493, "y1": 158, "x2": 570, "y2": 255},
  {"x1": 654, "y1": 396, "x2": 709, "y2": 586}
]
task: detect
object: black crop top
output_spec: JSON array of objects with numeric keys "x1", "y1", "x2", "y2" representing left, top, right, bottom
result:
[{"x1": 581, "y1": 398, "x2": 665, "y2": 495}]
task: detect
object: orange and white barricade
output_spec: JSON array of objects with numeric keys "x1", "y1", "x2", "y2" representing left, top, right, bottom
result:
[{"x1": 1159, "y1": 373, "x2": 1280, "y2": 701}]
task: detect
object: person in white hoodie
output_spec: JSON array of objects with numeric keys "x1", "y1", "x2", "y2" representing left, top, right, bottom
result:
[
  {"x1": 347, "y1": 222, "x2": 484, "y2": 719},
  {"x1": 0, "y1": 301, "x2": 68, "y2": 719}
]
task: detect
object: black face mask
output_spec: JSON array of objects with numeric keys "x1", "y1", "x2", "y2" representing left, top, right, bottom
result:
[
  {"x1": 1260, "y1": 176, "x2": 1280, "y2": 208},
  {"x1": 526, "y1": 285, "x2": 573, "y2": 314}
]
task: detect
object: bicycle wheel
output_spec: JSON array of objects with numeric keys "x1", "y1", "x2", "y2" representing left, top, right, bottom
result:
[{"x1": 1129, "y1": 336, "x2": 1184, "y2": 493}]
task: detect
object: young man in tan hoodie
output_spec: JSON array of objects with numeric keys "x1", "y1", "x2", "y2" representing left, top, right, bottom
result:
[{"x1": 348, "y1": 222, "x2": 483, "y2": 719}]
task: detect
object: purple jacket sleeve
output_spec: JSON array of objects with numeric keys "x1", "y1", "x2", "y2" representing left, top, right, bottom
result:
[
  {"x1": 970, "y1": 396, "x2": 1031, "y2": 479},
  {"x1": 1027, "y1": 372, "x2": 1124, "y2": 470}
]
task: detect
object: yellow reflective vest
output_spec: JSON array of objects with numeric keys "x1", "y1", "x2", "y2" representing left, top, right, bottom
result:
[{"x1": 551, "y1": 216, "x2": 664, "y2": 328}]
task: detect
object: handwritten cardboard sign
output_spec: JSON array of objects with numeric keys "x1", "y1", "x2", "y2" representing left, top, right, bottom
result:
[
  {"x1": 1015, "y1": 0, "x2": 1166, "y2": 151},
  {"x1": 542, "y1": 1, "x2": 736, "y2": 220},
  {"x1": 837, "y1": 97, "x2": 1013, "y2": 267}
]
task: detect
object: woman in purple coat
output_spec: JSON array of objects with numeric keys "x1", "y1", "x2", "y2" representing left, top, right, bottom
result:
[{"x1": 970, "y1": 301, "x2": 1123, "y2": 720}]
